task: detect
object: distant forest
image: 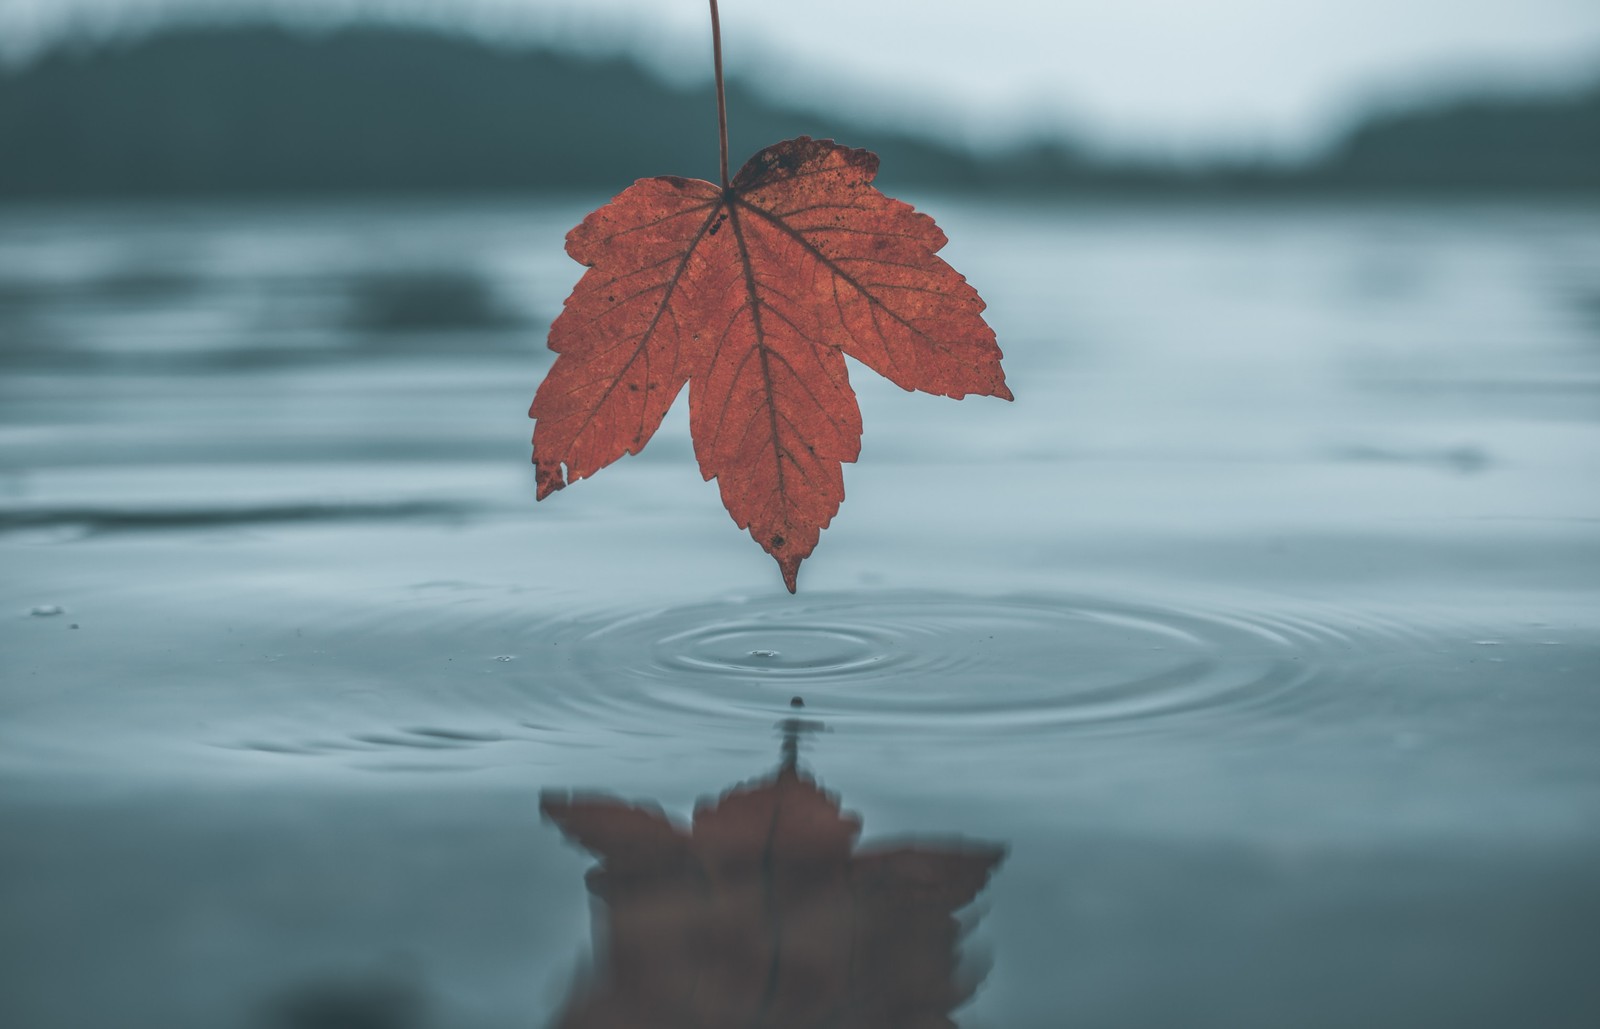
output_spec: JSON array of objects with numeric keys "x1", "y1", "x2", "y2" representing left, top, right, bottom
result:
[{"x1": 1, "y1": 24, "x2": 1596, "y2": 198}]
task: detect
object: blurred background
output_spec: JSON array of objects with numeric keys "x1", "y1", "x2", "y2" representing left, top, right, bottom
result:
[
  {"x1": 2, "y1": 0, "x2": 1599, "y2": 194},
  {"x1": 3, "y1": 3, "x2": 1599, "y2": 1028}
]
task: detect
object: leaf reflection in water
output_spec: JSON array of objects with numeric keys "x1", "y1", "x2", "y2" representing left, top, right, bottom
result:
[{"x1": 542, "y1": 717, "x2": 1005, "y2": 1028}]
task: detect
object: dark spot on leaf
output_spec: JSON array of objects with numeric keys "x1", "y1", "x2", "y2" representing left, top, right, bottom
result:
[
  {"x1": 770, "y1": 534, "x2": 785, "y2": 548},
  {"x1": 709, "y1": 212, "x2": 727, "y2": 236}
]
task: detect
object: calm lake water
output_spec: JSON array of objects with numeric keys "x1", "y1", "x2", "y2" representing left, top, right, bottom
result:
[{"x1": 2, "y1": 196, "x2": 1598, "y2": 1028}]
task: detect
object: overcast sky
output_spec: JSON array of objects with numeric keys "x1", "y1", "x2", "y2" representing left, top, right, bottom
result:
[{"x1": 4, "y1": 0, "x2": 1599, "y2": 154}]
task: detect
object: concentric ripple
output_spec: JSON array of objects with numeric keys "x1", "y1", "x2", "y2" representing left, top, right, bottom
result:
[
  {"x1": 657, "y1": 620, "x2": 911, "y2": 678},
  {"x1": 524, "y1": 592, "x2": 1380, "y2": 740}
]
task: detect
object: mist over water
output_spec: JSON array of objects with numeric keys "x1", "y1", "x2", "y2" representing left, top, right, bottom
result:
[{"x1": 2, "y1": 196, "x2": 1599, "y2": 1027}]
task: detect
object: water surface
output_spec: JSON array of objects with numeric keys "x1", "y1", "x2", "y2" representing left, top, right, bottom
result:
[{"x1": 2, "y1": 197, "x2": 1598, "y2": 1028}]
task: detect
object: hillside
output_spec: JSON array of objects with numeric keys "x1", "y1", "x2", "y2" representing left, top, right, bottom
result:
[
  {"x1": 0, "y1": 25, "x2": 1034, "y2": 197},
  {"x1": 1313, "y1": 86, "x2": 1600, "y2": 191},
  {"x1": 0, "y1": 24, "x2": 1594, "y2": 198}
]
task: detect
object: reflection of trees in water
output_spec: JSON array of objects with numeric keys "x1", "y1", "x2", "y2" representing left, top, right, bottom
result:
[{"x1": 542, "y1": 718, "x2": 1005, "y2": 1028}]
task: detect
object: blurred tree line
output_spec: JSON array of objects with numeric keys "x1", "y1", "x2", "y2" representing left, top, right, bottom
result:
[{"x1": 1, "y1": 25, "x2": 1595, "y2": 199}]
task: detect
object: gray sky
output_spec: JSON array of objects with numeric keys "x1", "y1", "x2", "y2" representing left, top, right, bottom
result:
[{"x1": 4, "y1": 0, "x2": 1599, "y2": 154}]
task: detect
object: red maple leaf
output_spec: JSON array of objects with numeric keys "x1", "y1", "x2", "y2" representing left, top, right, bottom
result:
[{"x1": 528, "y1": 7, "x2": 1010, "y2": 592}]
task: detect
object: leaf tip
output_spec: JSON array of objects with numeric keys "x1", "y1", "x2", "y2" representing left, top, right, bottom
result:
[
  {"x1": 773, "y1": 553, "x2": 801, "y2": 593},
  {"x1": 534, "y1": 459, "x2": 567, "y2": 500}
]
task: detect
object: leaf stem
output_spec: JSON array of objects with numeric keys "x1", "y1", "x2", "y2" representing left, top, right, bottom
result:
[{"x1": 709, "y1": 0, "x2": 730, "y2": 189}]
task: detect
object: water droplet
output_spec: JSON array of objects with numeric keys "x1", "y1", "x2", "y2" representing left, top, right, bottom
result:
[
  {"x1": 29, "y1": 604, "x2": 64, "y2": 617},
  {"x1": 749, "y1": 649, "x2": 780, "y2": 659},
  {"x1": 494, "y1": 655, "x2": 515, "y2": 662}
]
